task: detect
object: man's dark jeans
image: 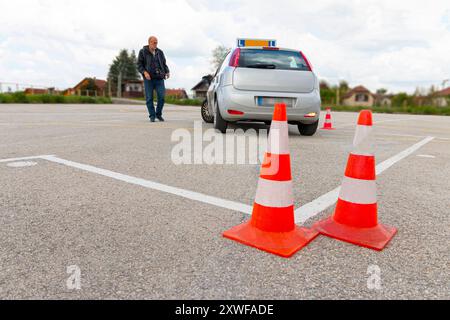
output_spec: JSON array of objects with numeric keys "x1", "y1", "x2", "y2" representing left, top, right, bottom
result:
[{"x1": 143, "y1": 78, "x2": 165, "y2": 119}]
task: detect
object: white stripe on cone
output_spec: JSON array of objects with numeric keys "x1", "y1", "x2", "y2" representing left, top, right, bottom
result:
[
  {"x1": 338, "y1": 176, "x2": 377, "y2": 204},
  {"x1": 353, "y1": 124, "x2": 372, "y2": 146},
  {"x1": 254, "y1": 178, "x2": 294, "y2": 208},
  {"x1": 352, "y1": 125, "x2": 374, "y2": 156},
  {"x1": 267, "y1": 121, "x2": 289, "y2": 155}
]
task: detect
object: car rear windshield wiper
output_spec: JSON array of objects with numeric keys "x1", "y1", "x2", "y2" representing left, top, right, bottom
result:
[{"x1": 245, "y1": 64, "x2": 276, "y2": 69}]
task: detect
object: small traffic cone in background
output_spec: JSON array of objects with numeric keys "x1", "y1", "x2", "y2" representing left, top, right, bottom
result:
[
  {"x1": 320, "y1": 108, "x2": 335, "y2": 130},
  {"x1": 223, "y1": 103, "x2": 318, "y2": 258},
  {"x1": 313, "y1": 110, "x2": 397, "y2": 251}
]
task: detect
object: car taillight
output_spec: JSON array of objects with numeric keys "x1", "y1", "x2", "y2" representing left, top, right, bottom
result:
[
  {"x1": 300, "y1": 51, "x2": 312, "y2": 71},
  {"x1": 229, "y1": 48, "x2": 241, "y2": 67},
  {"x1": 227, "y1": 109, "x2": 244, "y2": 115}
]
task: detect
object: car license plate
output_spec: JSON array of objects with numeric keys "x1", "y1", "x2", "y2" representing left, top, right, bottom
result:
[{"x1": 256, "y1": 97, "x2": 295, "y2": 108}]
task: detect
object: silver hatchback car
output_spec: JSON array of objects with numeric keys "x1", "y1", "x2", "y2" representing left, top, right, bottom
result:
[{"x1": 203, "y1": 41, "x2": 321, "y2": 135}]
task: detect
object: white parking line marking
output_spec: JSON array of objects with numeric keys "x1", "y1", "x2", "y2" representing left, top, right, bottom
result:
[
  {"x1": 374, "y1": 136, "x2": 434, "y2": 175},
  {"x1": 6, "y1": 161, "x2": 38, "y2": 167},
  {"x1": 417, "y1": 154, "x2": 436, "y2": 158},
  {"x1": 0, "y1": 136, "x2": 435, "y2": 225},
  {"x1": 334, "y1": 130, "x2": 449, "y2": 142},
  {"x1": 39, "y1": 155, "x2": 253, "y2": 214},
  {"x1": 0, "y1": 155, "x2": 55, "y2": 163},
  {"x1": 294, "y1": 136, "x2": 435, "y2": 224}
]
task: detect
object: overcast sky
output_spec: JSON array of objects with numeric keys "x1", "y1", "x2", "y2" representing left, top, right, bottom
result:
[{"x1": 1, "y1": 0, "x2": 449, "y2": 94}]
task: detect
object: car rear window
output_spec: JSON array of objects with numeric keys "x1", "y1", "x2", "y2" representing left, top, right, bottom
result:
[{"x1": 239, "y1": 49, "x2": 310, "y2": 71}]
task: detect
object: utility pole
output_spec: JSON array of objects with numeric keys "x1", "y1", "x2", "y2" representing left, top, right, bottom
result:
[
  {"x1": 117, "y1": 70, "x2": 122, "y2": 98},
  {"x1": 336, "y1": 87, "x2": 340, "y2": 106},
  {"x1": 117, "y1": 61, "x2": 125, "y2": 98}
]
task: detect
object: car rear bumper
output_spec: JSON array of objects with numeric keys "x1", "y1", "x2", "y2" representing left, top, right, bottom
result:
[{"x1": 217, "y1": 85, "x2": 321, "y2": 123}]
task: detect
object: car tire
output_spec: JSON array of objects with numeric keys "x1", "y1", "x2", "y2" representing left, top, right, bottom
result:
[
  {"x1": 201, "y1": 99, "x2": 214, "y2": 123},
  {"x1": 214, "y1": 99, "x2": 228, "y2": 133},
  {"x1": 298, "y1": 120, "x2": 318, "y2": 136}
]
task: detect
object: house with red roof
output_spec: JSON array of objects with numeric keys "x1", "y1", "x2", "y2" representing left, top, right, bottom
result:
[
  {"x1": 24, "y1": 88, "x2": 51, "y2": 95},
  {"x1": 433, "y1": 87, "x2": 450, "y2": 107},
  {"x1": 120, "y1": 80, "x2": 188, "y2": 99},
  {"x1": 166, "y1": 89, "x2": 188, "y2": 99},
  {"x1": 70, "y1": 77, "x2": 108, "y2": 96},
  {"x1": 342, "y1": 85, "x2": 375, "y2": 107}
]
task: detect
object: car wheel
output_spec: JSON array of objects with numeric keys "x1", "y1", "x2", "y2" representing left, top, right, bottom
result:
[
  {"x1": 201, "y1": 99, "x2": 214, "y2": 123},
  {"x1": 214, "y1": 99, "x2": 228, "y2": 133},
  {"x1": 298, "y1": 120, "x2": 318, "y2": 136}
]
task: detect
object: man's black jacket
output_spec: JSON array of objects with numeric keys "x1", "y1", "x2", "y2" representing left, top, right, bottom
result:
[{"x1": 137, "y1": 45, "x2": 170, "y2": 79}]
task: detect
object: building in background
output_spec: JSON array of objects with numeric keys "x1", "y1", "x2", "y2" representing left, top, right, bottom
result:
[
  {"x1": 119, "y1": 80, "x2": 188, "y2": 99},
  {"x1": 166, "y1": 89, "x2": 188, "y2": 99},
  {"x1": 70, "y1": 77, "x2": 107, "y2": 96},
  {"x1": 24, "y1": 88, "x2": 61, "y2": 95},
  {"x1": 433, "y1": 87, "x2": 450, "y2": 107},
  {"x1": 122, "y1": 80, "x2": 144, "y2": 98},
  {"x1": 342, "y1": 85, "x2": 375, "y2": 107},
  {"x1": 374, "y1": 93, "x2": 393, "y2": 107},
  {"x1": 191, "y1": 75, "x2": 213, "y2": 99}
]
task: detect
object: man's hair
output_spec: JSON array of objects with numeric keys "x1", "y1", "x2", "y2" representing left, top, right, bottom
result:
[{"x1": 148, "y1": 36, "x2": 157, "y2": 43}]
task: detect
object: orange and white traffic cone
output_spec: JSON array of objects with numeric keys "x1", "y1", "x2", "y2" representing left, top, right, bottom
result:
[
  {"x1": 320, "y1": 108, "x2": 335, "y2": 130},
  {"x1": 313, "y1": 110, "x2": 397, "y2": 250},
  {"x1": 223, "y1": 103, "x2": 318, "y2": 258}
]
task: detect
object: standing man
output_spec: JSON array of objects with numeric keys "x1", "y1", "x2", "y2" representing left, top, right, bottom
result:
[{"x1": 137, "y1": 36, "x2": 170, "y2": 122}]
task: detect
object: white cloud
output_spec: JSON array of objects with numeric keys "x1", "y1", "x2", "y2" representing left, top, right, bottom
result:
[{"x1": 0, "y1": 0, "x2": 449, "y2": 94}]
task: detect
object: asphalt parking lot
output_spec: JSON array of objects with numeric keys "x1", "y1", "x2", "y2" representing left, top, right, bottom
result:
[{"x1": 1, "y1": 103, "x2": 449, "y2": 299}]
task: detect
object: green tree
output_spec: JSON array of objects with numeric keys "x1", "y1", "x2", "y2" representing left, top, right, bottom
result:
[
  {"x1": 339, "y1": 80, "x2": 349, "y2": 93},
  {"x1": 129, "y1": 50, "x2": 138, "y2": 75},
  {"x1": 211, "y1": 45, "x2": 231, "y2": 71},
  {"x1": 319, "y1": 80, "x2": 330, "y2": 90},
  {"x1": 376, "y1": 88, "x2": 388, "y2": 95},
  {"x1": 107, "y1": 49, "x2": 140, "y2": 95},
  {"x1": 429, "y1": 85, "x2": 436, "y2": 95},
  {"x1": 320, "y1": 88, "x2": 336, "y2": 105},
  {"x1": 335, "y1": 81, "x2": 350, "y2": 105},
  {"x1": 319, "y1": 80, "x2": 336, "y2": 104},
  {"x1": 391, "y1": 93, "x2": 412, "y2": 108}
]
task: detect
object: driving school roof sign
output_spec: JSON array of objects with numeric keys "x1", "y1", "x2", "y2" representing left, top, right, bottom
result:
[{"x1": 237, "y1": 38, "x2": 277, "y2": 47}]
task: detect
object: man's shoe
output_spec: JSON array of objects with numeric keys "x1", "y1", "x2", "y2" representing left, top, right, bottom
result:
[
  {"x1": 150, "y1": 117, "x2": 155, "y2": 122},
  {"x1": 157, "y1": 116, "x2": 165, "y2": 122}
]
